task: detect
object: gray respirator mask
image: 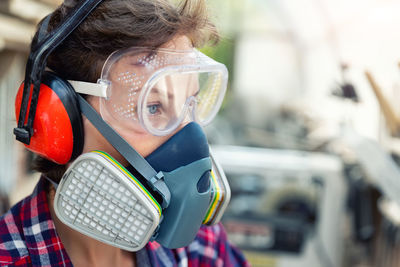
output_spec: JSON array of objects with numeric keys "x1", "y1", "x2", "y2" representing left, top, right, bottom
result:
[{"x1": 52, "y1": 96, "x2": 230, "y2": 251}]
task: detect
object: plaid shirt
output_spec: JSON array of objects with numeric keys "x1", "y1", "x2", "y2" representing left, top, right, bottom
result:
[{"x1": 0, "y1": 178, "x2": 248, "y2": 266}]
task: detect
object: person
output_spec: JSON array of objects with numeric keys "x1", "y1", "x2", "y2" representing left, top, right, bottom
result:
[{"x1": 0, "y1": 0, "x2": 249, "y2": 266}]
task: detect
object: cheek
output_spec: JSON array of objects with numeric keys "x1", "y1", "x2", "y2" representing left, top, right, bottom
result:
[
  {"x1": 119, "y1": 130, "x2": 170, "y2": 158},
  {"x1": 83, "y1": 120, "x2": 168, "y2": 166},
  {"x1": 82, "y1": 116, "x2": 115, "y2": 155},
  {"x1": 82, "y1": 97, "x2": 172, "y2": 164}
]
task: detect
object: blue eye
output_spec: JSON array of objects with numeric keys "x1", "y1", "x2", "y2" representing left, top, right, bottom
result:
[{"x1": 147, "y1": 104, "x2": 161, "y2": 115}]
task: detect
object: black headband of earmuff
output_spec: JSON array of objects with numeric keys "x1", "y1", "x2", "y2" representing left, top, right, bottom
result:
[{"x1": 14, "y1": 0, "x2": 104, "y2": 145}]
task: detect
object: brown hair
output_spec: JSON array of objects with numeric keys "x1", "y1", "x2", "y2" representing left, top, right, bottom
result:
[{"x1": 32, "y1": 0, "x2": 219, "y2": 182}]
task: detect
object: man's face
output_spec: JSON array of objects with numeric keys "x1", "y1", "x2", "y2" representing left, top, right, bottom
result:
[{"x1": 82, "y1": 35, "x2": 194, "y2": 165}]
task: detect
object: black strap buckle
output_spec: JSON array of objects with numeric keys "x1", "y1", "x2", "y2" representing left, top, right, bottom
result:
[{"x1": 13, "y1": 127, "x2": 32, "y2": 144}]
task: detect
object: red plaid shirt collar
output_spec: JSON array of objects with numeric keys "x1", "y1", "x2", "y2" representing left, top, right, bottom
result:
[
  {"x1": 0, "y1": 178, "x2": 70, "y2": 266},
  {"x1": 0, "y1": 177, "x2": 249, "y2": 267}
]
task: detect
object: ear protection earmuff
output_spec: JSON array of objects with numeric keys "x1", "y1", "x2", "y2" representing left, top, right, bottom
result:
[
  {"x1": 15, "y1": 72, "x2": 83, "y2": 164},
  {"x1": 14, "y1": 0, "x2": 103, "y2": 164}
]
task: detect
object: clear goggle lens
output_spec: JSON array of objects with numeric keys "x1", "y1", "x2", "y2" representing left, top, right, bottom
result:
[
  {"x1": 140, "y1": 70, "x2": 226, "y2": 135},
  {"x1": 99, "y1": 48, "x2": 228, "y2": 136}
]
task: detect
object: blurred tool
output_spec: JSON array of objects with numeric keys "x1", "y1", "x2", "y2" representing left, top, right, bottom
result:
[
  {"x1": 365, "y1": 70, "x2": 400, "y2": 136},
  {"x1": 224, "y1": 177, "x2": 316, "y2": 253},
  {"x1": 332, "y1": 63, "x2": 359, "y2": 103},
  {"x1": 342, "y1": 129, "x2": 400, "y2": 209},
  {"x1": 347, "y1": 174, "x2": 375, "y2": 243},
  {"x1": 212, "y1": 145, "x2": 346, "y2": 267}
]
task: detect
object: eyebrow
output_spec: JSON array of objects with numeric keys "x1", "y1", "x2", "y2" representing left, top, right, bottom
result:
[{"x1": 149, "y1": 87, "x2": 173, "y2": 99}]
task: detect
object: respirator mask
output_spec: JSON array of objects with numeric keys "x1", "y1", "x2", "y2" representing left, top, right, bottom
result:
[{"x1": 51, "y1": 47, "x2": 231, "y2": 251}]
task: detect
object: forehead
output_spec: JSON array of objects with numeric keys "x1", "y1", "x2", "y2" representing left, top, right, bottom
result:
[
  {"x1": 102, "y1": 35, "x2": 195, "y2": 79},
  {"x1": 109, "y1": 55, "x2": 196, "y2": 84},
  {"x1": 113, "y1": 34, "x2": 194, "y2": 68},
  {"x1": 160, "y1": 35, "x2": 193, "y2": 50},
  {"x1": 100, "y1": 37, "x2": 201, "y2": 98},
  {"x1": 108, "y1": 52, "x2": 193, "y2": 85}
]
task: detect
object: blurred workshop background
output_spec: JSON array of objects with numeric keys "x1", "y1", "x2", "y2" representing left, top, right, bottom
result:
[{"x1": 2, "y1": 0, "x2": 400, "y2": 266}]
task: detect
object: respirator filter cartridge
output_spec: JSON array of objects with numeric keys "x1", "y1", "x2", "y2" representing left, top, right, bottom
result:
[
  {"x1": 202, "y1": 152, "x2": 231, "y2": 225},
  {"x1": 53, "y1": 151, "x2": 162, "y2": 251}
]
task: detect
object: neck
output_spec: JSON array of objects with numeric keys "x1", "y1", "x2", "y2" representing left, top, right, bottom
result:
[{"x1": 47, "y1": 187, "x2": 136, "y2": 267}]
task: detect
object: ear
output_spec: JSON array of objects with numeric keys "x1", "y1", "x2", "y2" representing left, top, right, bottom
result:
[{"x1": 15, "y1": 71, "x2": 84, "y2": 164}]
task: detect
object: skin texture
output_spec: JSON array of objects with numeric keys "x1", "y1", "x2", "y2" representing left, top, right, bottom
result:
[{"x1": 49, "y1": 35, "x2": 193, "y2": 267}]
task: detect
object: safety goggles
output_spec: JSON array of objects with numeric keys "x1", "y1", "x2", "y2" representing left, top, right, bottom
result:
[{"x1": 71, "y1": 47, "x2": 228, "y2": 136}]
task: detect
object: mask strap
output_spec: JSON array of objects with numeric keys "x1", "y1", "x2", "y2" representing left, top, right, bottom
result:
[
  {"x1": 44, "y1": 175, "x2": 59, "y2": 190},
  {"x1": 77, "y1": 95, "x2": 170, "y2": 209}
]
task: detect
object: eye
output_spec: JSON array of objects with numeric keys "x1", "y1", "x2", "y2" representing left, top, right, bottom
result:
[{"x1": 147, "y1": 103, "x2": 161, "y2": 115}]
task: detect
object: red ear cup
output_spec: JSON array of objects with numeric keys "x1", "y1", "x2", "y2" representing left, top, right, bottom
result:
[{"x1": 15, "y1": 72, "x2": 84, "y2": 164}]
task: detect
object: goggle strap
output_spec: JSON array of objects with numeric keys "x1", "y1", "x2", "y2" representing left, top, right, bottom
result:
[
  {"x1": 69, "y1": 80, "x2": 108, "y2": 98},
  {"x1": 43, "y1": 175, "x2": 59, "y2": 190},
  {"x1": 77, "y1": 94, "x2": 171, "y2": 208}
]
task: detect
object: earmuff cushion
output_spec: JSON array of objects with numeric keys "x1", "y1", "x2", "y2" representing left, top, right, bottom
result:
[
  {"x1": 14, "y1": 72, "x2": 84, "y2": 164},
  {"x1": 41, "y1": 72, "x2": 84, "y2": 161}
]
